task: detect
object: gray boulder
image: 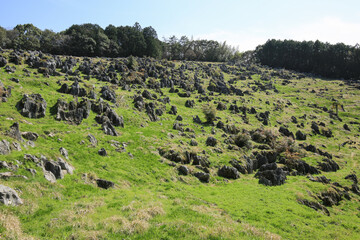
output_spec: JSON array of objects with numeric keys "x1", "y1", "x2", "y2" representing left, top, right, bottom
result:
[
  {"x1": 96, "y1": 179, "x2": 115, "y2": 189},
  {"x1": 44, "y1": 171, "x2": 56, "y2": 183},
  {"x1": 58, "y1": 157, "x2": 74, "y2": 175},
  {"x1": 100, "y1": 86, "x2": 117, "y2": 103},
  {"x1": 44, "y1": 160, "x2": 64, "y2": 179},
  {"x1": 17, "y1": 94, "x2": 47, "y2": 118},
  {"x1": 178, "y1": 165, "x2": 189, "y2": 175},
  {"x1": 0, "y1": 56, "x2": 7, "y2": 67},
  {"x1": 0, "y1": 185, "x2": 23, "y2": 206},
  {"x1": 59, "y1": 147, "x2": 69, "y2": 159},
  {"x1": 98, "y1": 148, "x2": 107, "y2": 156},
  {"x1": 255, "y1": 168, "x2": 287, "y2": 186},
  {"x1": 0, "y1": 140, "x2": 11, "y2": 155},
  {"x1": 102, "y1": 121, "x2": 118, "y2": 136},
  {"x1": 295, "y1": 130, "x2": 306, "y2": 140},
  {"x1": 205, "y1": 136, "x2": 217, "y2": 147},
  {"x1": 194, "y1": 172, "x2": 210, "y2": 183},
  {"x1": 8, "y1": 122, "x2": 22, "y2": 141},
  {"x1": 54, "y1": 98, "x2": 91, "y2": 125},
  {"x1": 22, "y1": 131, "x2": 39, "y2": 141},
  {"x1": 87, "y1": 134, "x2": 97, "y2": 146},
  {"x1": 218, "y1": 165, "x2": 240, "y2": 179}
]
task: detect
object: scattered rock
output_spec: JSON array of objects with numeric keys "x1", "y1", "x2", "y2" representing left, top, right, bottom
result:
[
  {"x1": 343, "y1": 124, "x2": 351, "y2": 131},
  {"x1": 87, "y1": 134, "x2": 97, "y2": 146},
  {"x1": 58, "y1": 157, "x2": 74, "y2": 175},
  {"x1": 345, "y1": 174, "x2": 358, "y2": 184},
  {"x1": 189, "y1": 139, "x2": 198, "y2": 146},
  {"x1": 0, "y1": 140, "x2": 11, "y2": 155},
  {"x1": 21, "y1": 131, "x2": 39, "y2": 141},
  {"x1": 279, "y1": 126, "x2": 294, "y2": 138},
  {"x1": 8, "y1": 122, "x2": 22, "y2": 141},
  {"x1": 308, "y1": 175, "x2": 331, "y2": 184},
  {"x1": 185, "y1": 100, "x2": 195, "y2": 108},
  {"x1": 0, "y1": 185, "x2": 23, "y2": 206},
  {"x1": 218, "y1": 165, "x2": 240, "y2": 179},
  {"x1": 102, "y1": 121, "x2": 118, "y2": 136},
  {"x1": 205, "y1": 136, "x2": 217, "y2": 147},
  {"x1": 255, "y1": 168, "x2": 287, "y2": 186},
  {"x1": 17, "y1": 94, "x2": 47, "y2": 118},
  {"x1": 169, "y1": 105, "x2": 177, "y2": 115},
  {"x1": 59, "y1": 147, "x2": 69, "y2": 159},
  {"x1": 44, "y1": 171, "x2": 57, "y2": 183},
  {"x1": 229, "y1": 159, "x2": 247, "y2": 174},
  {"x1": 53, "y1": 98, "x2": 91, "y2": 125},
  {"x1": 298, "y1": 199, "x2": 330, "y2": 216},
  {"x1": 318, "y1": 159, "x2": 339, "y2": 172},
  {"x1": 194, "y1": 172, "x2": 210, "y2": 183},
  {"x1": 216, "y1": 102, "x2": 227, "y2": 110},
  {"x1": 96, "y1": 179, "x2": 115, "y2": 189},
  {"x1": 98, "y1": 148, "x2": 107, "y2": 156},
  {"x1": 178, "y1": 165, "x2": 189, "y2": 175},
  {"x1": 44, "y1": 160, "x2": 64, "y2": 179},
  {"x1": 100, "y1": 86, "x2": 117, "y2": 103},
  {"x1": 295, "y1": 130, "x2": 306, "y2": 140},
  {"x1": 319, "y1": 187, "x2": 345, "y2": 207}
]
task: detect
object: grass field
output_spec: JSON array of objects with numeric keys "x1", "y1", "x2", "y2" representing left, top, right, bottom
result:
[{"x1": 0, "y1": 50, "x2": 359, "y2": 239}]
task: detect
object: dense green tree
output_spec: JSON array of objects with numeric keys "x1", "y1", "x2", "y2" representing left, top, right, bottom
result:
[
  {"x1": 40, "y1": 29, "x2": 57, "y2": 53},
  {"x1": 0, "y1": 26, "x2": 7, "y2": 48},
  {"x1": 13, "y1": 24, "x2": 42, "y2": 50},
  {"x1": 143, "y1": 26, "x2": 162, "y2": 58},
  {"x1": 255, "y1": 39, "x2": 360, "y2": 79},
  {"x1": 0, "y1": 22, "x2": 240, "y2": 62}
]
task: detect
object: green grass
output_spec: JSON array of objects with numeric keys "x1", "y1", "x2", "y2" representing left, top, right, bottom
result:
[{"x1": 0, "y1": 51, "x2": 360, "y2": 239}]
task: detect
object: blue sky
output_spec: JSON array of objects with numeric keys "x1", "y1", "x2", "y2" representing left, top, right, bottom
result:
[{"x1": 1, "y1": 0, "x2": 359, "y2": 51}]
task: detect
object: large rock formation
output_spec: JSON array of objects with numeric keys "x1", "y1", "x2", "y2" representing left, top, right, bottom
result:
[{"x1": 17, "y1": 94, "x2": 47, "y2": 118}]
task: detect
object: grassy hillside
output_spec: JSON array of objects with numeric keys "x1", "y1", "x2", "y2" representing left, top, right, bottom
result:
[{"x1": 0, "y1": 49, "x2": 359, "y2": 239}]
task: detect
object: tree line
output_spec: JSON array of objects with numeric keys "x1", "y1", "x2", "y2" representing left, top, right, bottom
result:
[
  {"x1": 255, "y1": 39, "x2": 360, "y2": 79},
  {"x1": 0, "y1": 23, "x2": 238, "y2": 62}
]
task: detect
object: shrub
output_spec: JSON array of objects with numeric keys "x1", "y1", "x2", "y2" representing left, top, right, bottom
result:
[
  {"x1": 127, "y1": 55, "x2": 138, "y2": 71},
  {"x1": 234, "y1": 133, "x2": 252, "y2": 149},
  {"x1": 202, "y1": 104, "x2": 216, "y2": 123}
]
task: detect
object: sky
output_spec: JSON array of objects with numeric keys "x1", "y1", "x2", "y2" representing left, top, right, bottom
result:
[{"x1": 1, "y1": 0, "x2": 360, "y2": 51}]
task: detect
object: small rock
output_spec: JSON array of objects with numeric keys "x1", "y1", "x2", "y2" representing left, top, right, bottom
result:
[
  {"x1": 205, "y1": 136, "x2": 217, "y2": 147},
  {"x1": 0, "y1": 140, "x2": 11, "y2": 155},
  {"x1": 189, "y1": 139, "x2": 198, "y2": 146},
  {"x1": 218, "y1": 165, "x2": 240, "y2": 179},
  {"x1": 178, "y1": 165, "x2": 189, "y2": 175},
  {"x1": 44, "y1": 171, "x2": 57, "y2": 183},
  {"x1": 98, "y1": 148, "x2": 107, "y2": 156},
  {"x1": 96, "y1": 179, "x2": 114, "y2": 189},
  {"x1": 295, "y1": 130, "x2": 307, "y2": 140},
  {"x1": 59, "y1": 147, "x2": 69, "y2": 159},
  {"x1": 194, "y1": 172, "x2": 210, "y2": 183},
  {"x1": 22, "y1": 131, "x2": 39, "y2": 141},
  {"x1": 44, "y1": 160, "x2": 64, "y2": 179},
  {"x1": 0, "y1": 185, "x2": 23, "y2": 206}
]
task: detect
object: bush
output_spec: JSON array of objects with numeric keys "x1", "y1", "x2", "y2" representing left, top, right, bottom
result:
[
  {"x1": 234, "y1": 133, "x2": 252, "y2": 149},
  {"x1": 127, "y1": 55, "x2": 138, "y2": 71},
  {"x1": 202, "y1": 104, "x2": 216, "y2": 123},
  {"x1": 251, "y1": 128, "x2": 277, "y2": 146}
]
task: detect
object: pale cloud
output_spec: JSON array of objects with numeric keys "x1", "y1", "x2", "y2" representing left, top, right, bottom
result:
[
  {"x1": 286, "y1": 17, "x2": 360, "y2": 45},
  {"x1": 193, "y1": 17, "x2": 360, "y2": 52}
]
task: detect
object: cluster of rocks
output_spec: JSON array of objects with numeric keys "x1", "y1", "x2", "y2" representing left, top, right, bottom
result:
[
  {"x1": 58, "y1": 79, "x2": 87, "y2": 97},
  {"x1": 17, "y1": 94, "x2": 47, "y2": 118},
  {"x1": 298, "y1": 173, "x2": 359, "y2": 215}
]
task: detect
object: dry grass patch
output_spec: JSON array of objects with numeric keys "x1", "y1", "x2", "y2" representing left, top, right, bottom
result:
[{"x1": 0, "y1": 212, "x2": 35, "y2": 240}]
